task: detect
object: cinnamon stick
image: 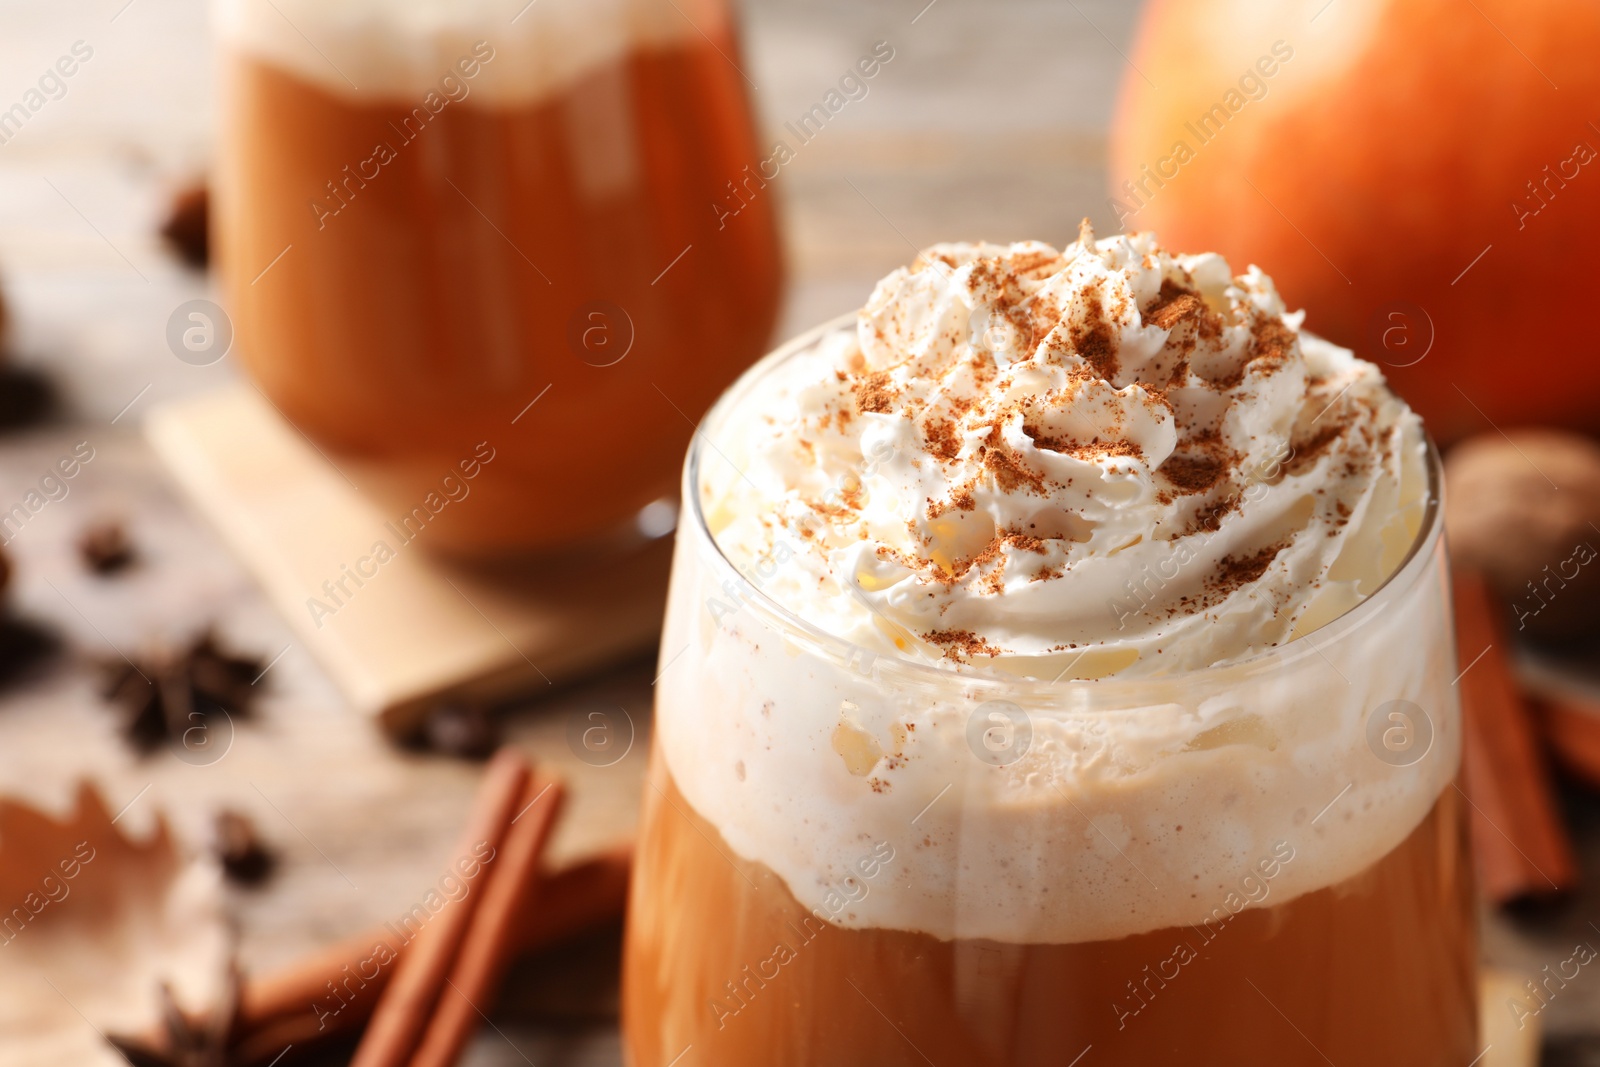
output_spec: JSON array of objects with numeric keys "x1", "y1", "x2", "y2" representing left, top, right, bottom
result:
[
  {"x1": 237, "y1": 844, "x2": 632, "y2": 1048},
  {"x1": 214, "y1": 845, "x2": 628, "y2": 1065},
  {"x1": 408, "y1": 774, "x2": 566, "y2": 1067},
  {"x1": 1453, "y1": 568, "x2": 1578, "y2": 905},
  {"x1": 240, "y1": 928, "x2": 404, "y2": 1046},
  {"x1": 349, "y1": 749, "x2": 530, "y2": 1067},
  {"x1": 1534, "y1": 690, "x2": 1600, "y2": 791},
  {"x1": 514, "y1": 843, "x2": 631, "y2": 950}
]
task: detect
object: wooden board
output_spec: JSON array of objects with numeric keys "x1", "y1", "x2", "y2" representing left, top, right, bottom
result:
[{"x1": 145, "y1": 384, "x2": 671, "y2": 735}]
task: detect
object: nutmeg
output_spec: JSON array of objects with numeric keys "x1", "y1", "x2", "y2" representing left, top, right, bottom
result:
[{"x1": 1444, "y1": 429, "x2": 1600, "y2": 639}]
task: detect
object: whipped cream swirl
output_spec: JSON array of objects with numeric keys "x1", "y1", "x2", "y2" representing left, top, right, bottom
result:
[{"x1": 706, "y1": 227, "x2": 1426, "y2": 678}]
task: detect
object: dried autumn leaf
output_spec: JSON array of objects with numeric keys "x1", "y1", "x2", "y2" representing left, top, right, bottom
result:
[{"x1": 0, "y1": 783, "x2": 228, "y2": 1066}]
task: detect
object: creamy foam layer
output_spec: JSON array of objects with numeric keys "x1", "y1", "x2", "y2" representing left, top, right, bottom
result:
[
  {"x1": 215, "y1": 0, "x2": 717, "y2": 104},
  {"x1": 708, "y1": 231, "x2": 1427, "y2": 678},
  {"x1": 654, "y1": 232, "x2": 1458, "y2": 944}
]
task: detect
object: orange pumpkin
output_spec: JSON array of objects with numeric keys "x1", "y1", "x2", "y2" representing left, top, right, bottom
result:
[{"x1": 1111, "y1": 0, "x2": 1600, "y2": 442}]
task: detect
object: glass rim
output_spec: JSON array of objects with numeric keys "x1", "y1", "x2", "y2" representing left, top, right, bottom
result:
[{"x1": 682, "y1": 312, "x2": 1446, "y2": 697}]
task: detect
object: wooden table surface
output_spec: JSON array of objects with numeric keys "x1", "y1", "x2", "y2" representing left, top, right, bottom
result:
[{"x1": 1, "y1": 1, "x2": 1598, "y2": 1064}]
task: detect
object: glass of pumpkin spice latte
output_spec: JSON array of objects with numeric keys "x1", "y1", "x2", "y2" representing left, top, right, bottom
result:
[{"x1": 622, "y1": 227, "x2": 1477, "y2": 1066}]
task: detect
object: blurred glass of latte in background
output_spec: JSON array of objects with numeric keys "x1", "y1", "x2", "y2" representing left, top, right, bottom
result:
[{"x1": 214, "y1": 0, "x2": 782, "y2": 556}]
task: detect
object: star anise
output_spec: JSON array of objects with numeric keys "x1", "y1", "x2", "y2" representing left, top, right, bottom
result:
[
  {"x1": 0, "y1": 615, "x2": 58, "y2": 685},
  {"x1": 0, "y1": 365, "x2": 54, "y2": 430},
  {"x1": 101, "y1": 630, "x2": 264, "y2": 753},
  {"x1": 107, "y1": 964, "x2": 243, "y2": 1067}
]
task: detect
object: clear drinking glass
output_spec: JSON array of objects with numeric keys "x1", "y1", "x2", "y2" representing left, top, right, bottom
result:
[
  {"x1": 621, "y1": 318, "x2": 1477, "y2": 1066},
  {"x1": 214, "y1": 0, "x2": 782, "y2": 556}
]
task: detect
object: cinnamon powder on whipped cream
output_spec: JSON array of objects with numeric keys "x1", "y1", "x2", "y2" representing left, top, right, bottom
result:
[{"x1": 704, "y1": 223, "x2": 1427, "y2": 677}]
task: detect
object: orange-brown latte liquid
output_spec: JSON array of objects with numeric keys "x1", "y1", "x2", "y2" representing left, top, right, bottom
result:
[
  {"x1": 217, "y1": 37, "x2": 781, "y2": 556},
  {"x1": 623, "y1": 762, "x2": 1478, "y2": 1067}
]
